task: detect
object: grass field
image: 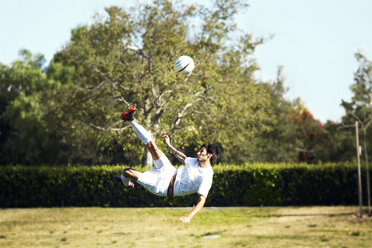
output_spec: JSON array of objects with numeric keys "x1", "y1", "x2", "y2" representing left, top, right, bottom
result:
[{"x1": 0, "y1": 206, "x2": 371, "y2": 248}]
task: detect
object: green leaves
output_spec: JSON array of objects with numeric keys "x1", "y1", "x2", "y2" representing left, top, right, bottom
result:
[
  {"x1": 342, "y1": 52, "x2": 372, "y2": 123},
  {"x1": 0, "y1": 163, "x2": 364, "y2": 207},
  {"x1": 340, "y1": 52, "x2": 372, "y2": 164},
  {"x1": 44, "y1": 0, "x2": 272, "y2": 165},
  {"x1": 4, "y1": 0, "x2": 351, "y2": 166}
]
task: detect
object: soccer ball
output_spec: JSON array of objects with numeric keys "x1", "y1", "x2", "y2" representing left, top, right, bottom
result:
[{"x1": 175, "y1": 55, "x2": 195, "y2": 73}]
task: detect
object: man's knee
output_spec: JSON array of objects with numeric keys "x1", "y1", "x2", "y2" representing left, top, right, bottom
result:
[
  {"x1": 147, "y1": 141, "x2": 162, "y2": 160},
  {"x1": 147, "y1": 141, "x2": 158, "y2": 152}
]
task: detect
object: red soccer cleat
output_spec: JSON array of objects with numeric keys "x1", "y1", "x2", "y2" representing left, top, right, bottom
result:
[{"x1": 121, "y1": 107, "x2": 136, "y2": 121}]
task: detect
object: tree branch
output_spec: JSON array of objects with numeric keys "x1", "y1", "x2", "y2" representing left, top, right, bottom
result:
[
  {"x1": 167, "y1": 85, "x2": 214, "y2": 132},
  {"x1": 125, "y1": 44, "x2": 149, "y2": 59},
  {"x1": 92, "y1": 66, "x2": 132, "y2": 106},
  {"x1": 365, "y1": 118, "x2": 372, "y2": 129},
  {"x1": 89, "y1": 122, "x2": 129, "y2": 132},
  {"x1": 169, "y1": 103, "x2": 193, "y2": 132}
]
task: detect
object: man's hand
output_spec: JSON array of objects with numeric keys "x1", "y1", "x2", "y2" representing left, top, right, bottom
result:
[
  {"x1": 162, "y1": 134, "x2": 186, "y2": 163},
  {"x1": 178, "y1": 195, "x2": 206, "y2": 224},
  {"x1": 161, "y1": 135, "x2": 171, "y2": 146},
  {"x1": 179, "y1": 216, "x2": 191, "y2": 224}
]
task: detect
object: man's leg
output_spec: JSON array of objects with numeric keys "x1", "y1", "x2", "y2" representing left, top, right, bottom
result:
[
  {"x1": 147, "y1": 141, "x2": 162, "y2": 160},
  {"x1": 126, "y1": 111, "x2": 163, "y2": 163},
  {"x1": 129, "y1": 120, "x2": 153, "y2": 145},
  {"x1": 119, "y1": 141, "x2": 167, "y2": 190},
  {"x1": 122, "y1": 168, "x2": 141, "y2": 182},
  {"x1": 121, "y1": 107, "x2": 161, "y2": 159},
  {"x1": 122, "y1": 141, "x2": 163, "y2": 180},
  {"x1": 118, "y1": 107, "x2": 164, "y2": 185}
]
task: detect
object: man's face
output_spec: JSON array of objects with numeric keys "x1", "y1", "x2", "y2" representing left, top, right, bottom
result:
[{"x1": 197, "y1": 147, "x2": 209, "y2": 163}]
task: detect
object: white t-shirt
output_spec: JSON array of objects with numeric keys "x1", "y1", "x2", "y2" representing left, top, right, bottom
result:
[{"x1": 173, "y1": 157, "x2": 214, "y2": 197}]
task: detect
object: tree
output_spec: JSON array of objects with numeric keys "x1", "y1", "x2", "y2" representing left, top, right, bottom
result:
[
  {"x1": 288, "y1": 104, "x2": 328, "y2": 163},
  {"x1": 245, "y1": 66, "x2": 328, "y2": 163},
  {"x1": 0, "y1": 50, "x2": 50, "y2": 164},
  {"x1": 341, "y1": 51, "x2": 372, "y2": 215},
  {"x1": 318, "y1": 120, "x2": 355, "y2": 162},
  {"x1": 50, "y1": 0, "x2": 271, "y2": 165},
  {"x1": 242, "y1": 66, "x2": 297, "y2": 163}
]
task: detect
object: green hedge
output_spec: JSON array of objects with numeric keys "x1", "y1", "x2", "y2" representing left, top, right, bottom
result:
[{"x1": 0, "y1": 163, "x2": 370, "y2": 207}]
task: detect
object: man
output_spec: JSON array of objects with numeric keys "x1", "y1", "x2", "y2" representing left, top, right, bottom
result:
[{"x1": 115, "y1": 106, "x2": 218, "y2": 224}]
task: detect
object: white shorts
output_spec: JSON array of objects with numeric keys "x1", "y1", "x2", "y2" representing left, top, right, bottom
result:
[{"x1": 137, "y1": 154, "x2": 177, "y2": 196}]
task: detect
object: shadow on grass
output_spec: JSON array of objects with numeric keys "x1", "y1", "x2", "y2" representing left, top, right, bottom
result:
[{"x1": 257, "y1": 212, "x2": 354, "y2": 218}]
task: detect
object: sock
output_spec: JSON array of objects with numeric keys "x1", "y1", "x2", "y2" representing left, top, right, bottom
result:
[
  {"x1": 129, "y1": 120, "x2": 152, "y2": 145},
  {"x1": 120, "y1": 174, "x2": 126, "y2": 183},
  {"x1": 120, "y1": 174, "x2": 130, "y2": 185},
  {"x1": 153, "y1": 153, "x2": 165, "y2": 170}
]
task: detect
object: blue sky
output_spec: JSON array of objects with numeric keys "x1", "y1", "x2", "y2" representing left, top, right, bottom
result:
[{"x1": 1, "y1": 0, "x2": 371, "y2": 123}]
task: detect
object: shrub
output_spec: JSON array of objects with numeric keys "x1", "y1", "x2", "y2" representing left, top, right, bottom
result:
[{"x1": 0, "y1": 163, "x2": 369, "y2": 207}]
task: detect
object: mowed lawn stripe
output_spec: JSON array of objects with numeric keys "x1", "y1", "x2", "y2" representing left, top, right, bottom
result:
[{"x1": 0, "y1": 207, "x2": 371, "y2": 248}]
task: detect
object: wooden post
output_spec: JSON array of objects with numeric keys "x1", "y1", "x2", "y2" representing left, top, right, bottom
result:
[
  {"x1": 355, "y1": 121, "x2": 363, "y2": 218},
  {"x1": 362, "y1": 129, "x2": 371, "y2": 216}
]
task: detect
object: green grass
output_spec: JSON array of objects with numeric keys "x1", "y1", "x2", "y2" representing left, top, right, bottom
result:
[{"x1": 0, "y1": 207, "x2": 371, "y2": 247}]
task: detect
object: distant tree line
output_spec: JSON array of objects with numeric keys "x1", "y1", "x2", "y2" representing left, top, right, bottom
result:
[{"x1": 1, "y1": 0, "x2": 371, "y2": 166}]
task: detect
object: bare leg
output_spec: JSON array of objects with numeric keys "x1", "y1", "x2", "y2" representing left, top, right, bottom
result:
[
  {"x1": 120, "y1": 119, "x2": 164, "y2": 185},
  {"x1": 146, "y1": 141, "x2": 162, "y2": 160},
  {"x1": 121, "y1": 142, "x2": 162, "y2": 183},
  {"x1": 122, "y1": 168, "x2": 141, "y2": 182},
  {"x1": 128, "y1": 120, "x2": 162, "y2": 160}
]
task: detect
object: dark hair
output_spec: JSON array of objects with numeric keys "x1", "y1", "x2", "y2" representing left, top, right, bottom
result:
[{"x1": 200, "y1": 143, "x2": 219, "y2": 166}]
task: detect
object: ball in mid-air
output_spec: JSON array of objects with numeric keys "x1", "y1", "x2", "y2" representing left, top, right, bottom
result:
[{"x1": 175, "y1": 55, "x2": 195, "y2": 73}]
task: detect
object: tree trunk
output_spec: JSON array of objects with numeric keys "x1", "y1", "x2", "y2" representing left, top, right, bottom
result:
[
  {"x1": 143, "y1": 129, "x2": 155, "y2": 166},
  {"x1": 144, "y1": 145, "x2": 153, "y2": 166}
]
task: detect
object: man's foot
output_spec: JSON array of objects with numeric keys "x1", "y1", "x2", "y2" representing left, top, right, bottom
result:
[
  {"x1": 114, "y1": 175, "x2": 135, "y2": 188},
  {"x1": 121, "y1": 107, "x2": 136, "y2": 121}
]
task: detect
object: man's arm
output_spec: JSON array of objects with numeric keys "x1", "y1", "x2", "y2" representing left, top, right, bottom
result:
[
  {"x1": 161, "y1": 135, "x2": 187, "y2": 164},
  {"x1": 179, "y1": 194, "x2": 206, "y2": 224}
]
